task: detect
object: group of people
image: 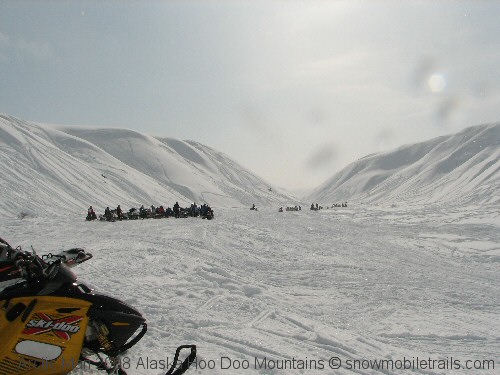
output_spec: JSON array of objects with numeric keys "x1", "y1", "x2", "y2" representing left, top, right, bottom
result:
[
  {"x1": 86, "y1": 201, "x2": 347, "y2": 221},
  {"x1": 310, "y1": 202, "x2": 348, "y2": 210},
  {"x1": 278, "y1": 203, "x2": 349, "y2": 212},
  {"x1": 330, "y1": 202, "x2": 348, "y2": 208},
  {"x1": 310, "y1": 203, "x2": 323, "y2": 210},
  {"x1": 279, "y1": 206, "x2": 302, "y2": 212},
  {"x1": 86, "y1": 202, "x2": 214, "y2": 222}
]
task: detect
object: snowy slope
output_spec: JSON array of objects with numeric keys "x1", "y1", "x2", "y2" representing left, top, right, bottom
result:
[
  {"x1": 307, "y1": 123, "x2": 500, "y2": 206},
  {"x1": 0, "y1": 114, "x2": 295, "y2": 217}
]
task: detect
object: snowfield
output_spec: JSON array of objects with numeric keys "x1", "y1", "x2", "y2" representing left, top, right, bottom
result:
[{"x1": 2, "y1": 204, "x2": 499, "y2": 375}]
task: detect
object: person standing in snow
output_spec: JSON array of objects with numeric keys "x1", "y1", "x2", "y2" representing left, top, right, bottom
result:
[
  {"x1": 87, "y1": 206, "x2": 97, "y2": 220},
  {"x1": 190, "y1": 202, "x2": 198, "y2": 217},
  {"x1": 173, "y1": 202, "x2": 180, "y2": 218},
  {"x1": 104, "y1": 206, "x2": 112, "y2": 221},
  {"x1": 116, "y1": 205, "x2": 123, "y2": 220}
]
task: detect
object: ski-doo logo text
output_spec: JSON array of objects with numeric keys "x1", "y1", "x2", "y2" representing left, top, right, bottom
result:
[{"x1": 23, "y1": 313, "x2": 83, "y2": 340}]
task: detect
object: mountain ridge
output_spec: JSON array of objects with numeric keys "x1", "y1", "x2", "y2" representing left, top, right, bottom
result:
[
  {"x1": 2, "y1": 113, "x2": 498, "y2": 218},
  {"x1": 307, "y1": 122, "x2": 500, "y2": 206},
  {"x1": 0, "y1": 114, "x2": 295, "y2": 217}
]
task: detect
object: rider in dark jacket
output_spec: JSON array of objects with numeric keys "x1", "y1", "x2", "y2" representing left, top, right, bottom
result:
[{"x1": 173, "y1": 202, "x2": 180, "y2": 218}]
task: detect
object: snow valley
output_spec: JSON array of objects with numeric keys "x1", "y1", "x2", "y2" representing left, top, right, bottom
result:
[
  {"x1": 1, "y1": 114, "x2": 499, "y2": 374},
  {"x1": 1, "y1": 114, "x2": 499, "y2": 218}
]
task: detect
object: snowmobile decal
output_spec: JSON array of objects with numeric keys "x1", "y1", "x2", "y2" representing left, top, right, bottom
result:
[
  {"x1": 23, "y1": 313, "x2": 83, "y2": 339},
  {"x1": 1, "y1": 295, "x2": 91, "y2": 375},
  {"x1": 15, "y1": 340, "x2": 63, "y2": 361}
]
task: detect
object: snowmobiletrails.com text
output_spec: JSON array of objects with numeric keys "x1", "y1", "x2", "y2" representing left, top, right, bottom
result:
[{"x1": 95, "y1": 355, "x2": 496, "y2": 373}]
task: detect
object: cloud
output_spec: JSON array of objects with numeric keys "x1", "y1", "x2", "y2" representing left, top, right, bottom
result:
[
  {"x1": 305, "y1": 142, "x2": 339, "y2": 171},
  {"x1": 0, "y1": 32, "x2": 10, "y2": 62},
  {"x1": 435, "y1": 95, "x2": 463, "y2": 125},
  {"x1": 0, "y1": 31, "x2": 51, "y2": 62},
  {"x1": 16, "y1": 37, "x2": 51, "y2": 60},
  {"x1": 0, "y1": 32, "x2": 9, "y2": 46},
  {"x1": 412, "y1": 57, "x2": 438, "y2": 91}
]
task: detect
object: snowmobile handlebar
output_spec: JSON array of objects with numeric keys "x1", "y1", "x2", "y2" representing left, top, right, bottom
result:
[
  {"x1": 1, "y1": 238, "x2": 85, "y2": 283},
  {"x1": 14, "y1": 252, "x2": 49, "y2": 284},
  {"x1": 6, "y1": 247, "x2": 64, "y2": 286}
]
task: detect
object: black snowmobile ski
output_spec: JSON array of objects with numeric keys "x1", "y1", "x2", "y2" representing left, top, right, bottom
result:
[{"x1": 165, "y1": 345, "x2": 197, "y2": 375}]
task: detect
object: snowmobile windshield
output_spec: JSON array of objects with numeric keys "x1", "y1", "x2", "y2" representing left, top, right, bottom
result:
[
  {"x1": 0, "y1": 238, "x2": 14, "y2": 258},
  {"x1": 0, "y1": 245, "x2": 10, "y2": 259},
  {"x1": 49, "y1": 261, "x2": 77, "y2": 284},
  {"x1": 36, "y1": 261, "x2": 77, "y2": 296}
]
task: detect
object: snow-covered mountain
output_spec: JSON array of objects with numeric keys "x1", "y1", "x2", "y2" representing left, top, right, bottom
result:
[
  {"x1": 0, "y1": 114, "x2": 294, "y2": 217},
  {"x1": 2, "y1": 112, "x2": 498, "y2": 219},
  {"x1": 308, "y1": 123, "x2": 500, "y2": 206}
]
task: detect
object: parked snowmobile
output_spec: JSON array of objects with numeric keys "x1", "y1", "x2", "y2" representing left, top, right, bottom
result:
[
  {"x1": 204, "y1": 207, "x2": 214, "y2": 220},
  {"x1": 127, "y1": 208, "x2": 139, "y2": 220},
  {"x1": 0, "y1": 238, "x2": 196, "y2": 375}
]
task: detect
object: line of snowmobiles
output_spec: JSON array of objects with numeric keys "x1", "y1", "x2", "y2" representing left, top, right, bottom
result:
[
  {"x1": 88, "y1": 206, "x2": 214, "y2": 222},
  {"x1": 0, "y1": 237, "x2": 197, "y2": 375}
]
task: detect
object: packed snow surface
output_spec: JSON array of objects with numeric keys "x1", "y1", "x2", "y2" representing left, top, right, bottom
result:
[{"x1": 2, "y1": 204, "x2": 499, "y2": 374}]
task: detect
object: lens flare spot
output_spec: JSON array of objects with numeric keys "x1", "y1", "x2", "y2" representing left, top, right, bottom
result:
[{"x1": 428, "y1": 74, "x2": 446, "y2": 92}]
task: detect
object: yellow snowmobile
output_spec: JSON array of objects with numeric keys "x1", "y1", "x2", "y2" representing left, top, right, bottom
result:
[{"x1": 0, "y1": 238, "x2": 196, "y2": 375}]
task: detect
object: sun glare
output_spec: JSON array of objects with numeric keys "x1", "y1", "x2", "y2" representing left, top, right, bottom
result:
[{"x1": 428, "y1": 74, "x2": 446, "y2": 93}]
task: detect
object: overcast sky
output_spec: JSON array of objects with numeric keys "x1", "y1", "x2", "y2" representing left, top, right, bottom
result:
[{"x1": 1, "y1": 1, "x2": 499, "y2": 191}]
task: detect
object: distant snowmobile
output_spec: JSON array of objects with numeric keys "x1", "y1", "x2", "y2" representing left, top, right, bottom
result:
[
  {"x1": 0, "y1": 237, "x2": 197, "y2": 375},
  {"x1": 204, "y1": 207, "x2": 214, "y2": 220}
]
